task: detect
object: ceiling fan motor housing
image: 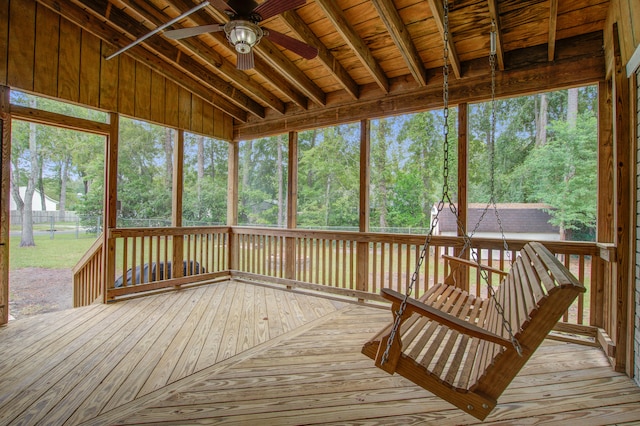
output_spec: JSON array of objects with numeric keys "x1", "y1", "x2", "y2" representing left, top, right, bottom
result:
[{"x1": 225, "y1": 20, "x2": 263, "y2": 53}]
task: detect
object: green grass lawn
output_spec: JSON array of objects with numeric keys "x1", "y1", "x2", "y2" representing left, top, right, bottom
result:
[{"x1": 9, "y1": 233, "x2": 99, "y2": 270}]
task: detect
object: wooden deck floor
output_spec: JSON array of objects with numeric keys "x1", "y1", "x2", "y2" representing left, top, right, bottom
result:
[{"x1": 1, "y1": 280, "x2": 640, "y2": 425}]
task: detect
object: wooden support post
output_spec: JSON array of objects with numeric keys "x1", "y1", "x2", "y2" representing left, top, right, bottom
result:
[
  {"x1": 103, "y1": 112, "x2": 119, "y2": 302},
  {"x1": 227, "y1": 141, "x2": 239, "y2": 272},
  {"x1": 172, "y1": 129, "x2": 184, "y2": 280},
  {"x1": 596, "y1": 79, "x2": 614, "y2": 329},
  {"x1": 0, "y1": 86, "x2": 10, "y2": 324},
  {"x1": 612, "y1": 23, "x2": 632, "y2": 374},
  {"x1": 285, "y1": 131, "x2": 298, "y2": 284},
  {"x1": 357, "y1": 119, "x2": 370, "y2": 297},
  {"x1": 456, "y1": 102, "x2": 469, "y2": 292}
]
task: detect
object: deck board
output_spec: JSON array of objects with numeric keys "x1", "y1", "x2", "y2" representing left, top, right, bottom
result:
[{"x1": 1, "y1": 279, "x2": 639, "y2": 425}]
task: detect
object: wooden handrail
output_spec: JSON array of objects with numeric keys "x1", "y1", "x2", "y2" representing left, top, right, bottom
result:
[
  {"x1": 442, "y1": 254, "x2": 508, "y2": 277},
  {"x1": 72, "y1": 232, "x2": 103, "y2": 274}
]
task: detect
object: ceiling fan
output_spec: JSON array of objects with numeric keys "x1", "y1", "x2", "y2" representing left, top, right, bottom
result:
[{"x1": 163, "y1": 0, "x2": 319, "y2": 70}]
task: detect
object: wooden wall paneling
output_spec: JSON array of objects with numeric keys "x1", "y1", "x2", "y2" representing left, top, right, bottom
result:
[
  {"x1": 99, "y1": 42, "x2": 119, "y2": 112},
  {"x1": 79, "y1": 30, "x2": 101, "y2": 108},
  {"x1": 150, "y1": 71, "x2": 165, "y2": 124},
  {"x1": 631, "y1": 0, "x2": 640, "y2": 48},
  {"x1": 214, "y1": 108, "x2": 225, "y2": 139},
  {"x1": 0, "y1": 1, "x2": 9, "y2": 85},
  {"x1": 33, "y1": 4, "x2": 59, "y2": 98},
  {"x1": 165, "y1": 79, "x2": 179, "y2": 128},
  {"x1": 57, "y1": 17, "x2": 81, "y2": 103},
  {"x1": 202, "y1": 101, "x2": 214, "y2": 137},
  {"x1": 134, "y1": 63, "x2": 151, "y2": 121},
  {"x1": 118, "y1": 54, "x2": 135, "y2": 117},
  {"x1": 178, "y1": 87, "x2": 192, "y2": 130},
  {"x1": 7, "y1": 0, "x2": 36, "y2": 91},
  {"x1": 191, "y1": 96, "x2": 203, "y2": 135},
  {"x1": 0, "y1": 86, "x2": 10, "y2": 325}
]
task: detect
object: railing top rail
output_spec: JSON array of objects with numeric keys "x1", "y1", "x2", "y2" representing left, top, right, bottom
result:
[
  {"x1": 72, "y1": 232, "x2": 104, "y2": 274},
  {"x1": 109, "y1": 226, "x2": 231, "y2": 238}
]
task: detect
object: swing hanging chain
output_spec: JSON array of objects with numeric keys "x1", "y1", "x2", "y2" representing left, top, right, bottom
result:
[
  {"x1": 381, "y1": 9, "x2": 523, "y2": 366},
  {"x1": 380, "y1": 0, "x2": 452, "y2": 367}
]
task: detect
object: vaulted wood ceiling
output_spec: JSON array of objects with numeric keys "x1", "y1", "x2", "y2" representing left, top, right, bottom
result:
[{"x1": 38, "y1": 0, "x2": 609, "y2": 140}]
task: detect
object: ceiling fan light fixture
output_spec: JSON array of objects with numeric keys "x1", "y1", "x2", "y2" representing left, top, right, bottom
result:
[{"x1": 225, "y1": 20, "x2": 263, "y2": 54}]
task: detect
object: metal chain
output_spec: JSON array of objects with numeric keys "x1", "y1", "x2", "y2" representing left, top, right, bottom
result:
[
  {"x1": 381, "y1": 15, "x2": 522, "y2": 364},
  {"x1": 380, "y1": 0, "x2": 452, "y2": 366}
]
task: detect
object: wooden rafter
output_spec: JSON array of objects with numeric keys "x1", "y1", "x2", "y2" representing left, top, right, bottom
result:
[
  {"x1": 281, "y1": 9, "x2": 359, "y2": 100},
  {"x1": 548, "y1": 0, "x2": 558, "y2": 61},
  {"x1": 371, "y1": 0, "x2": 427, "y2": 86},
  {"x1": 487, "y1": 0, "x2": 505, "y2": 70},
  {"x1": 428, "y1": 0, "x2": 462, "y2": 79},
  {"x1": 315, "y1": 0, "x2": 390, "y2": 93}
]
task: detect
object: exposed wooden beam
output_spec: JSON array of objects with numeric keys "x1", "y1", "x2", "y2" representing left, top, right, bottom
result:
[
  {"x1": 428, "y1": 0, "x2": 462, "y2": 79},
  {"x1": 199, "y1": 0, "x2": 325, "y2": 108},
  {"x1": 117, "y1": 0, "x2": 286, "y2": 115},
  {"x1": 548, "y1": 0, "x2": 558, "y2": 61},
  {"x1": 487, "y1": 0, "x2": 505, "y2": 70},
  {"x1": 281, "y1": 9, "x2": 359, "y2": 100},
  {"x1": 38, "y1": 0, "x2": 248, "y2": 122},
  {"x1": 235, "y1": 37, "x2": 605, "y2": 139},
  {"x1": 71, "y1": 0, "x2": 264, "y2": 119},
  {"x1": 10, "y1": 104, "x2": 111, "y2": 135},
  {"x1": 371, "y1": 0, "x2": 427, "y2": 86},
  {"x1": 315, "y1": 0, "x2": 390, "y2": 93}
]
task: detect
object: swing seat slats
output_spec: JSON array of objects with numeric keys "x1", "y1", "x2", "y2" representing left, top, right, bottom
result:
[{"x1": 361, "y1": 242, "x2": 585, "y2": 420}]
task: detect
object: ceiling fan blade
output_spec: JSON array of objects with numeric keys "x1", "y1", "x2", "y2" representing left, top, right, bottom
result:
[
  {"x1": 237, "y1": 51, "x2": 255, "y2": 70},
  {"x1": 265, "y1": 29, "x2": 318, "y2": 60},
  {"x1": 253, "y1": 0, "x2": 306, "y2": 21},
  {"x1": 210, "y1": 0, "x2": 236, "y2": 15},
  {"x1": 164, "y1": 24, "x2": 224, "y2": 40}
]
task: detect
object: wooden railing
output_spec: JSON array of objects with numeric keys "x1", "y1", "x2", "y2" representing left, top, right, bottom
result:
[
  {"x1": 73, "y1": 226, "x2": 605, "y2": 332},
  {"x1": 106, "y1": 227, "x2": 231, "y2": 300},
  {"x1": 72, "y1": 233, "x2": 104, "y2": 307}
]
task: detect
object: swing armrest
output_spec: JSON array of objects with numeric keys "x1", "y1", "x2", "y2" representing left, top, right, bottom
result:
[
  {"x1": 381, "y1": 288, "x2": 512, "y2": 347},
  {"x1": 442, "y1": 254, "x2": 508, "y2": 277}
]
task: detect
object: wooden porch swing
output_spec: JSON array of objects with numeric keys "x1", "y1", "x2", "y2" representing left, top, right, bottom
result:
[{"x1": 361, "y1": 7, "x2": 586, "y2": 421}]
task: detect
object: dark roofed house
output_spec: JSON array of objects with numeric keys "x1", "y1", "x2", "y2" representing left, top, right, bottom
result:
[{"x1": 434, "y1": 203, "x2": 560, "y2": 241}]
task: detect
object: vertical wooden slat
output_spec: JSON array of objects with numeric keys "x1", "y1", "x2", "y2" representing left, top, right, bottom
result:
[
  {"x1": 118, "y1": 54, "x2": 135, "y2": 117},
  {"x1": 34, "y1": 5, "x2": 60, "y2": 98},
  {"x1": 150, "y1": 71, "x2": 166, "y2": 125},
  {"x1": 8, "y1": 0, "x2": 36, "y2": 91},
  {"x1": 202, "y1": 101, "x2": 214, "y2": 137},
  {"x1": 99, "y1": 42, "x2": 118, "y2": 111},
  {"x1": 58, "y1": 17, "x2": 81, "y2": 102},
  {"x1": 178, "y1": 87, "x2": 191, "y2": 130},
  {"x1": 79, "y1": 30, "x2": 101, "y2": 108},
  {"x1": 134, "y1": 62, "x2": 151, "y2": 121},
  {"x1": 165, "y1": 79, "x2": 179, "y2": 128},
  {"x1": 191, "y1": 96, "x2": 203, "y2": 134}
]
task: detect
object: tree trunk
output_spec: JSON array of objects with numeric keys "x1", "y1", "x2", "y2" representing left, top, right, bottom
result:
[
  {"x1": 535, "y1": 93, "x2": 548, "y2": 147},
  {"x1": 197, "y1": 135, "x2": 205, "y2": 218},
  {"x1": 21, "y1": 116, "x2": 39, "y2": 247},
  {"x1": 58, "y1": 155, "x2": 71, "y2": 221},
  {"x1": 567, "y1": 87, "x2": 578, "y2": 129},
  {"x1": 164, "y1": 128, "x2": 173, "y2": 190}
]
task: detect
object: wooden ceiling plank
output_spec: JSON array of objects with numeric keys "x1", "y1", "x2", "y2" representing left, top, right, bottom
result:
[
  {"x1": 281, "y1": 9, "x2": 360, "y2": 100},
  {"x1": 315, "y1": 0, "x2": 390, "y2": 93},
  {"x1": 38, "y1": 0, "x2": 248, "y2": 122},
  {"x1": 548, "y1": 0, "x2": 558, "y2": 61},
  {"x1": 77, "y1": 0, "x2": 265, "y2": 118},
  {"x1": 371, "y1": 0, "x2": 427, "y2": 86},
  {"x1": 487, "y1": 0, "x2": 505, "y2": 70},
  {"x1": 427, "y1": 0, "x2": 462, "y2": 79}
]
